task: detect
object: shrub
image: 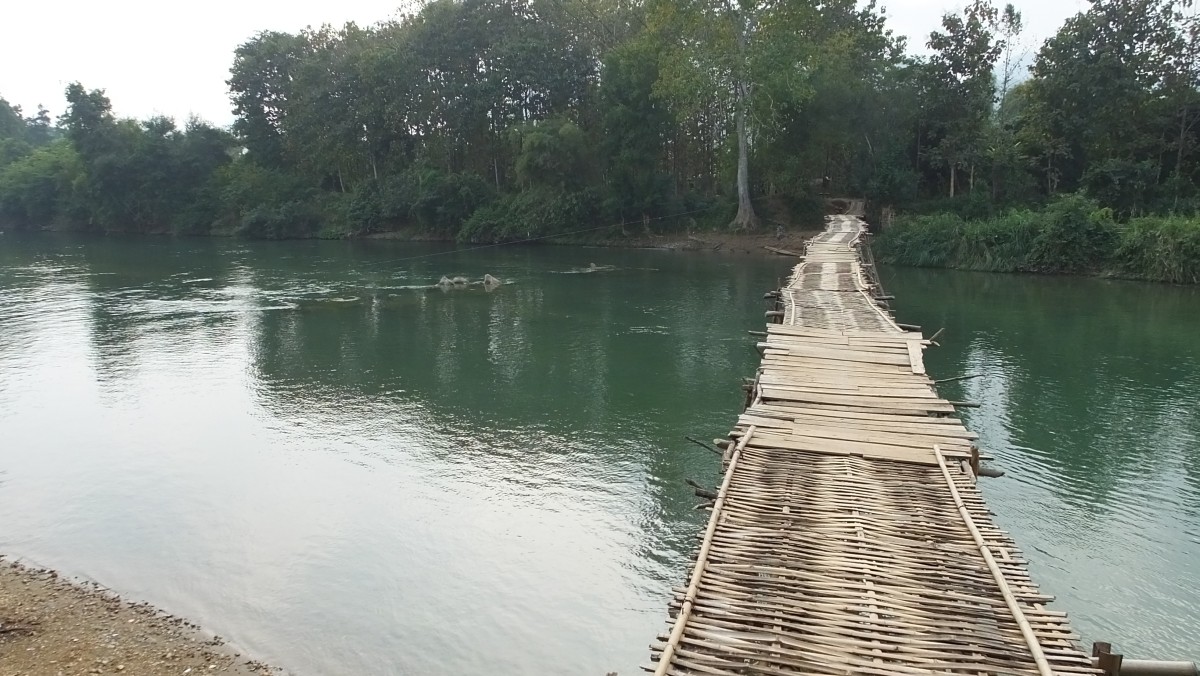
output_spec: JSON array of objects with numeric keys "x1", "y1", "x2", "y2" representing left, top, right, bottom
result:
[
  {"x1": 957, "y1": 209, "x2": 1040, "y2": 272},
  {"x1": 458, "y1": 186, "x2": 601, "y2": 242},
  {"x1": 1026, "y1": 194, "x2": 1117, "y2": 273},
  {"x1": 237, "y1": 199, "x2": 323, "y2": 239},
  {"x1": 877, "y1": 194, "x2": 1121, "y2": 274},
  {"x1": 346, "y1": 167, "x2": 494, "y2": 236},
  {"x1": 875, "y1": 212, "x2": 965, "y2": 267},
  {"x1": 1116, "y1": 216, "x2": 1200, "y2": 284}
]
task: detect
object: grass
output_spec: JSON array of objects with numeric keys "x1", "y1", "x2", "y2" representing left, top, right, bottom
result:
[{"x1": 875, "y1": 194, "x2": 1200, "y2": 284}]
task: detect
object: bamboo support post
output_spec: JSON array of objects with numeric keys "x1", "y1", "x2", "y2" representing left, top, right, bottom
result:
[{"x1": 934, "y1": 373, "x2": 984, "y2": 384}]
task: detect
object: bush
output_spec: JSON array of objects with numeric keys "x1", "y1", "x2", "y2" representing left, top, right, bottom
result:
[
  {"x1": 0, "y1": 141, "x2": 86, "y2": 230},
  {"x1": 877, "y1": 194, "x2": 1120, "y2": 274},
  {"x1": 1026, "y1": 194, "x2": 1118, "y2": 272},
  {"x1": 1081, "y1": 159, "x2": 1158, "y2": 218},
  {"x1": 458, "y1": 186, "x2": 601, "y2": 242},
  {"x1": 957, "y1": 209, "x2": 1041, "y2": 271},
  {"x1": 210, "y1": 160, "x2": 315, "y2": 236},
  {"x1": 347, "y1": 167, "x2": 494, "y2": 236},
  {"x1": 876, "y1": 212, "x2": 965, "y2": 267},
  {"x1": 237, "y1": 200, "x2": 323, "y2": 239},
  {"x1": 1116, "y1": 216, "x2": 1200, "y2": 284}
]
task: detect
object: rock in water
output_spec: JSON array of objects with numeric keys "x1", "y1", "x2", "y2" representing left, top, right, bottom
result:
[{"x1": 483, "y1": 274, "x2": 501, "y2": 286}]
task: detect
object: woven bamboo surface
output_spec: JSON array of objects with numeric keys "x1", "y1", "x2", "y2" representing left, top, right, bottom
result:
[{"x1": 650, "y1": 216, "x2": 1095, "y2": 676}]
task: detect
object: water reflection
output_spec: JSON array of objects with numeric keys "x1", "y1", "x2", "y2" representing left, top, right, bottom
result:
[
  {"x1": 0, "y1": 233, "x2": 781, "y2": 675},
  {"x1": 6, "y1": 232, "x2": 1196, "y2": 670},
  {"x1": 884, "y1": 265, "x2": 1200, "y2": 660}
]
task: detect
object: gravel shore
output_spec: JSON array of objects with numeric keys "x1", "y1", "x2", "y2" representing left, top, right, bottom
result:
[{"x1": 0, "y1": 558, "x2": 276, "y2": 676}]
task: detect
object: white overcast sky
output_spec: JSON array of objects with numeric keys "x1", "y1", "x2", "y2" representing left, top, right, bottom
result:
[{"x1": 1, "y1": 0, "x2": 1089, "y2": 127}]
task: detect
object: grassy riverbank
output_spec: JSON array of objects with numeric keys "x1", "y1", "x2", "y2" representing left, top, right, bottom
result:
[{"x1": 874, "y1": 195, "x2": 1200, "y2": 284}]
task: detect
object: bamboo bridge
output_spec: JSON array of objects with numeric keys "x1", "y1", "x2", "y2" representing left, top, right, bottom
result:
[{"x1": 649, "y1": 215, "x2": 1098, "y2": 676}]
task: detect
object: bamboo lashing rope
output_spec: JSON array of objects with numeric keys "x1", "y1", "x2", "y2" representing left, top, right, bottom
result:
[
  {"x1": 653, "y1": 425, "x2": 758, "y2": 676},
  {"x1": 934, "y1": 444, "x2": 1056, "y2": 676}
]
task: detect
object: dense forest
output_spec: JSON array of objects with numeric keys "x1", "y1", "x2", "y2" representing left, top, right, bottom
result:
[{"x1": 0, "y1": 0, "x2": 1198, "y2": 279}]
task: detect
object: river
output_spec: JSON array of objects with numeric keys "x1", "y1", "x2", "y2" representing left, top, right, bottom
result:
[{"x1": 0, "y1": 233, "x2": 1197, "y2": 674}]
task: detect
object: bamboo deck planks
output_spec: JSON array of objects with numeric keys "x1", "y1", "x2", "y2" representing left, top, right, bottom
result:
[{"x1": 650, "y1": 215, "x2": 1094, "y2": 676}]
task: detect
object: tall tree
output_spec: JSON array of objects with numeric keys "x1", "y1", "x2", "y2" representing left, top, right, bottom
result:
[
  {"x1": 1027, "y1": 0, "x2": 1181, "y2": 187},
  {"x1": 925, "y1": 0, "x2": 1003, "y2": 196},
  {"x1": 228, "y1": 31, "x2": 311, "y2": 167}
]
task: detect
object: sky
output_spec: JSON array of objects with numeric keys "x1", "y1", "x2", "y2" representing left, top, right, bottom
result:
[{"x1": 1, "y1": 0, "x2": 1090, "y2": 127}]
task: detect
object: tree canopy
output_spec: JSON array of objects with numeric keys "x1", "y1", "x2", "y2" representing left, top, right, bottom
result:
[{"x1": 1, "y1": 0, "x2": 1199, "y2": 239}]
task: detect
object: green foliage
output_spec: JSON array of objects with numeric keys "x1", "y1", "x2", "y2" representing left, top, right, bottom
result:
[
  {"x1": 600, "y1": 40, "x2": 676, "y2": 223},
  {"x1": 1025, "y1": 194, "x2": 1118, "y2": 272},
  {"x1": 876, "y1": 194, "x2": 1197, "y2": 279},
  {"x1": 910, "y1": 193, "x2": 999, "y2": 221},
  {"x1": 0, "y1": 141, "x2": 86, "y2": 229},
  {"x1": 209, "y1": 159, "x2": 313, "y2": 236},
  {"x1": 511, "y1": 121, "x2": 590, "y2": 190},
  {"x1": 0, "y1": 0, "x2": 1198, "y2": 280},
  {"x1": 0, "y1": 98, "x2": 25, "y2": 141},
  {"x1": 0, "y1": 98, "x2": 55, "y2": 170},
  {"x1": 1116, "y1": 216, "x2": 1200, "y2": 283},
  {"x1": 347, "y1": 167, "x2": 495, "y2": 235},
  {"x1": 238, "y1": 200, "x2": 324, "y2": 239},
  {"x1": 459, "y1": 187, "x2": 601, "y2": 242},
  {"x1": 1080, "y1": 159, "x2": 1160, "y2": 218}
]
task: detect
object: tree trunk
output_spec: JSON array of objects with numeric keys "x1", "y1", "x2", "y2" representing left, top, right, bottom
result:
[
  {"x1": 969, "y1": 164, "x2": 975, "y2": 193},
  {"x1": 730, "y1": 12, "x2": 758, "y2": 231},
  {"x1": 1177, "y1": 102, "x2": 1189, "y2": 210},
  {"x1": 914, "y1": 122, "x2": 922, "y2": 194},
  {"x1": 949, "y1": 164, "x2": 956, "y2": 198},
  {"x1": 731, "y1": 80, "x2": 759, "y2": 231}
]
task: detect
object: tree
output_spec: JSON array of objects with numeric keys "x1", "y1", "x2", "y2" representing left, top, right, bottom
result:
[
  {"x1": 925, "y1": 0, "x2": 1004, "y2": 196},
  {"x1": 1026, "y1": 0, "x2": 1182, "y2": 199},
  {"x1": 652, "y1": 0, "x2": 860, "y2": 229},
  {"x1": 600, "y1": 39, "x2": 675, "y2": 224},
  {"x1": 228, "y1": 31, "x2": 311, "y2": 167},
  {"x1": 996, "y1": 4, "x2": 1025, "y2": 109},
  {"x1": 0, "y1": 142, "x2": 85, "y2": 228},
  {"x1": 0, "y1": 98, "x2": 25, "y2": 141}
]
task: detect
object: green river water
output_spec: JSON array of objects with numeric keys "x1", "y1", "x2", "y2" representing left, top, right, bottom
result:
[{"x1": 0, "y1": 233, "x2": 1197, "y2": 674}]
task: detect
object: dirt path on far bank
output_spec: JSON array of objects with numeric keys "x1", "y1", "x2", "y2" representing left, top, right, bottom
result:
[
  {"x1": 591, "y1": 229, "x2": 819, "y2": 255},
  {"x1": 0, "y1": 559, "x2": 275, "y2": 676},
  {"x1": 366, "y1": 226, "x2": 822, "y2": 257}
]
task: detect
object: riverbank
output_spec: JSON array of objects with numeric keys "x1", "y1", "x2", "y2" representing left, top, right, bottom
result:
[
  {"x1": 13, "y1": 221, "x2": 824, "y2": 258},
  {"x1": 365, "y1": 226, "x2": 822, "y2": 256},
  {"x1": 0, "y1": 558, "x2": 275, "y2": 676},
  {"x1": 874, "y1": 196, "x2": 1200, "y2": 284}
]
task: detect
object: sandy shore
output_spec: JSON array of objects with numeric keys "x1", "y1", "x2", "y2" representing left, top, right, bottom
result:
[{"x1": 0, "y1": 558, "x2": 276, "y2": 676}]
